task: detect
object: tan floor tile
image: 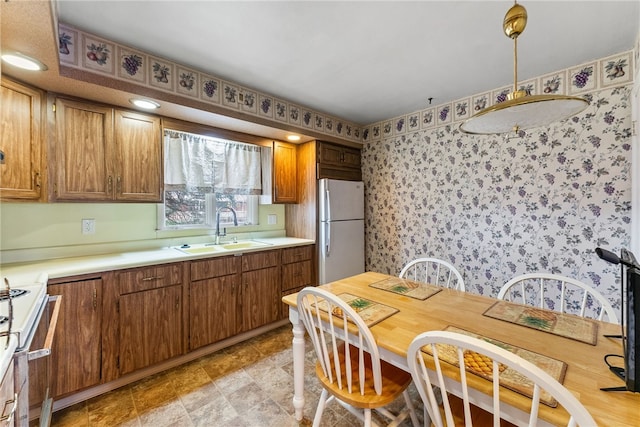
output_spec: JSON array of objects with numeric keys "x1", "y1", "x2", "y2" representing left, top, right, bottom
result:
[
  {"x1": 87, "y1": 385, "x2": 134, "y2": 412},
  {"x1": 50, "y1": 402, "x2": 89, "y2": 427},
  {"x1": 179, "y1": 381, "x2": 222, "y2": 413},
  {"x1": 137, "y1": 400, "x2": 191, "y2": 427},
  {"x1": 213, "y1": 369, "x2": 254, "y2": 395},
  {"x1": 199, "y1": 351, "x2": 245, "y2": 380},
  {"x1": 167, "y1": 364, "x2": 213, "y2": 396},
  {"x1": 188, "y1": 393, "x2": 238, "y2": 427},
  {"x1": 131, "y1": 375, "x2": 178, "y2": 413},
  {"x1": 241, "y1": 398, "x2": 291, "y2": 427},
  {"x1": 226, "y1": 382, "x2": 270, "y2": 414}
]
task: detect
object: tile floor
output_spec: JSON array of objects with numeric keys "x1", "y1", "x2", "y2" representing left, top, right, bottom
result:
[{"x1": 48, "y1": 325, "x2": 424, "y2": 427}]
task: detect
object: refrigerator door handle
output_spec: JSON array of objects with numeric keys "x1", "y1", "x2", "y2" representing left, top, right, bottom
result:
[
  {"x1": 325, "y1": 221, "x2": 331, "y2": 256},
  {"x1": 325, "y1": 189, "x2": 331, "y2": 222}
]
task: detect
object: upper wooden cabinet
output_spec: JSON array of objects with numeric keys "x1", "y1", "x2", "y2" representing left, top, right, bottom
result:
[
  {"x1": 317, "y1": 141, "x2": 362, "y2": 181},
  {"x1": 272, "y1": 140, "x2": 297, "y2": 203},
  {"x1": 53, "y1": 97, "x2": 162, "y2": 202},
  {"x1": 114, "y1": 110, "x2": 163, "y2": 201},
  {"x1": 0, "y1": 77, "x2": 44, "y2": 201}
]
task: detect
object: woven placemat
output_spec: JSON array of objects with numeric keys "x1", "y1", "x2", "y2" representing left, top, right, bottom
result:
[
  {"x1": 420, "y1": 326, "x2": 567, "y2": 407},
  {"x1": 483, "y1": 300, "x2": 598, "y2": 345},
  {"x1": 314, "y1": 293, "x2": 398, "y2": 327},
  {"x1": 369, "y1": 277, "x2": 442, "y2": 300}
]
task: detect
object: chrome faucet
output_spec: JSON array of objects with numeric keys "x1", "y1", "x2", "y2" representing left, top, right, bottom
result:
[{"x1": 215, "y1": 206, "x2": 238, "y2": 244}]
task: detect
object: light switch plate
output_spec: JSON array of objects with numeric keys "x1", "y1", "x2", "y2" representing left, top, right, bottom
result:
[{"x1": 267, "y1": 214, "x2": 277, "y2": 225}]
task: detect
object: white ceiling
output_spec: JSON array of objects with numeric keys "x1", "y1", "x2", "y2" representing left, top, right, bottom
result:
[{"x1": 53, "y1": 0, "x2": 639, "y2": 126}]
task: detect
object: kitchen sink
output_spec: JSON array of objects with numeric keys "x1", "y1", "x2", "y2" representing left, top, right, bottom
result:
[
  {"x1": 219, "y1": 240, "x2": 272, "y2": 250},
  {"x1": 174, "y1": 244, "x2": 225, "y2": 255},
  {"x1": 174, "y1": 240, "x2": 272, "y2": 254}
]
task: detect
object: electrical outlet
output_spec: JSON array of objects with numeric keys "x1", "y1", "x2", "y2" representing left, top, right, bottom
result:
[
  {"x1": 267, "y1": 214, "x2": 277, "y2": 225},
  {"x1": 82, "y1": 219, "x2": 96, "y2": 235}
]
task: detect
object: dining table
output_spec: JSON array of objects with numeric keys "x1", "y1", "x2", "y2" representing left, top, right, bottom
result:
[{"x1": 281, "y1": 271, "x2": 640, "y2": 426}]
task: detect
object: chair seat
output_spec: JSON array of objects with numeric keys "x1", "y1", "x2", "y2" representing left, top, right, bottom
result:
[{"x1": 315, "y1": 343, "x2": 413, "y2": 410}]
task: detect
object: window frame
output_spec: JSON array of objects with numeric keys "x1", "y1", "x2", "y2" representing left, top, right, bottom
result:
[{"x1": 157, "y1": 119, "x2": 271, "y2": 231}]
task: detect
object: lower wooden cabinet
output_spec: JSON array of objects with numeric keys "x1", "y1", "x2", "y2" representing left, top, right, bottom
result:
[
  {"x1": 189, "y1": 255, "x2": 242, "y2": 350},
  {"x1": 280, "y1": 245, "x2": 314, "y2": 319},
  {"x1": 241, "y1": 266, "x2": 281, "y2": 331},
  {"x1": 48, "y1": 276, "x2": 102, "y2": 398},
  {"x1": 118, "y1": 285, "x2": 183, "y2": 375},
  {"x1": 46, "y1": 244, "x2": 314, "y2": 402},
  {"x1": 115, "y1": 263, "x2": 185, "y2": 376},
  {"x1": 240, "y1": 250, "x2": 281, "y2": 331}
]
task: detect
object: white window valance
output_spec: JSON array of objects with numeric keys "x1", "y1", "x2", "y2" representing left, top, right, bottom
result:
[{"x1": 164, "y1": 129, "x2": 262, "y2": 194}]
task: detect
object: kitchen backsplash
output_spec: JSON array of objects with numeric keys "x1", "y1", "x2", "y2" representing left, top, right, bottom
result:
[
  {"x1": 362, "y1": 84, "x2": 633, "y2": 318},
  {"x1": 0, "y1": 202, "x2": 286, "y2": 263}
]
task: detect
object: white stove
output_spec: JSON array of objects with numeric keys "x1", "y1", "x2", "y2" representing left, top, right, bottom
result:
[{"x1": 0, "y1": 282, "x2": 48, "y2": 351}]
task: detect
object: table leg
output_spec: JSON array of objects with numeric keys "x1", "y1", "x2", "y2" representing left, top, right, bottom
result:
[{"x1": 290, "y1": 307, "x2": 305, "y2": 421}]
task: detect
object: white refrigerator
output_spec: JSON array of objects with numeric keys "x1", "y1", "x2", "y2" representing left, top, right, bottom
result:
[{"x1": 318, "y1": 178, "x2": 365, "y2": 284}]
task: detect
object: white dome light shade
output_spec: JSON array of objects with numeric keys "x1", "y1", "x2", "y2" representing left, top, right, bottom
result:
[
  {"x1": 459, "y1": 2, "x2": 589, "y2": 135},
  {"x1": 129, "y1": 98, "x2": 160, "y2": 110},
  {"x1": 459, "y1": 95, "x2": 589, "y2": 135},
  {"x1": 1, "y1": 52, "x2": 48, "y2": 71}
]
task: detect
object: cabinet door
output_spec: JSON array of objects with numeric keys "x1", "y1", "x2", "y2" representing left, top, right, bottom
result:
[
  {"x1": 0, "y1": 78, "x2": 43, "y2": 201},
  {"x1": 48, "y1": 278, "x2": 102, "y2": 398},
  {"x1": 241, "y1": 266, "x2": 281, "y2": 331},
  {"x1": 341, "y1": 146, "x2": 362, "y2": 168},
  {"x1": 272, "y1": 141, "x2": 297, "y2": 203},
  {"x1": 119, "y1": 285, "x2": 183, "y2": 375},
  {"x1": 317, "y1": 141, "x2": 362, "y2": 181},
  {"x1": 114, "y1": 110, "x2": 162, "y2": 202},
  {"x1": 54, "y1": 98, "x2": 114, "y2": 201},
  {"x1": 189, "y1": 275, "x2": 241, "y2": 350},
  {"x1": 317, "y1": 142, "x2": 344, "y2": 166}
]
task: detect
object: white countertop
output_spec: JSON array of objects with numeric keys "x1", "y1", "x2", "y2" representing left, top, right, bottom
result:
[{"x1": 0, "y1": 237, "x2": 315, "y2": 287}]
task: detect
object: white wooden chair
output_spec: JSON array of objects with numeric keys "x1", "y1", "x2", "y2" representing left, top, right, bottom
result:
[
  {"x1": 399, "y1": 258, "x2": 466, "y2": 292},
  {"x1": 297, "y1": 287, "x2": 419, "y2": 427},
  {"x1": 497, "y1": 273, "x2": 618, "y2": 323},
  {"x1": 407, "y1": 330, "x2": 597, "y2": 427}
]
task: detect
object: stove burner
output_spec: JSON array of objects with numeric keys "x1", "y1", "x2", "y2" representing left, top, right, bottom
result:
[
  {"x1": 0, "y1": 288, "x2": 30, "y2": 301},
  {"x1": 0, "y1": 316, "x2": 7, "y2": 325}
]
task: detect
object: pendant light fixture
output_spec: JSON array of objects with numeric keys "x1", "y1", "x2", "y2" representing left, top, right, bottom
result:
[{"x1": 459, "y1": 2, "x2": 588, "y2": 135}]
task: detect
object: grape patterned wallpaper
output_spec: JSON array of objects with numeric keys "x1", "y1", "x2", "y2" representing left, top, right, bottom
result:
[{"x1": 362, "y1": 85, "x2": 632, "y2": 319}]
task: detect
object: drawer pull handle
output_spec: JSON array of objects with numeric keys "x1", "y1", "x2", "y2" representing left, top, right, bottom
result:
[
  {"x1": 0, "y1": 393, "x2": 17, "y2": 422},
  {"x1": 142, "y1": 276, "x2": 165, "y2": 281}
]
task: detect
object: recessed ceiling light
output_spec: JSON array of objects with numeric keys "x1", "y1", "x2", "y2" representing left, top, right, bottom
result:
[
  {"x1": 286, "y1": 135, "x2": 301, "y2": 141},
  {"x1": 129, "y1": 98, "x2": 160, "y2": 110},
  {"x1": 1, "y1": 52, "x2": 48, "y2": 71}
]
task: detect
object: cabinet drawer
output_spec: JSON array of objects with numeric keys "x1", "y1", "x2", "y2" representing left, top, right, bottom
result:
[
  {"x1": 118, "y1": 263, "x2": 183, "y2": 294},
  {"x1": 282, "y1": 260, "x2": 312, "y2": 291},
  {"x1": 282, "y1": 245, "x2": 313, "y2": 264},
  {"x1": 190, "y1": 256, "x2": 240, "y2": 281},
  {"x1": 242, "y1": 250, "x2": 280, "y2": 272}
]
